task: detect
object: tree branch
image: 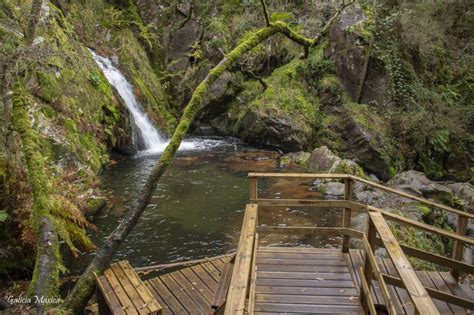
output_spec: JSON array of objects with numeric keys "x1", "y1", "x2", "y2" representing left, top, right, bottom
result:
[{"x1": 260, "y1": 0, "x2": 270, "y2": 26}]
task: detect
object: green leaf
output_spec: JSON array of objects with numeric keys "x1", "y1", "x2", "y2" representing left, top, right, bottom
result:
[{"x1": 0, "y1": 210, "x2": 8, "y2": 222}]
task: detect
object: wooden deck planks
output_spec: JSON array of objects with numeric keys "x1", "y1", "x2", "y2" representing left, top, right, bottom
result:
[
  {"x1": 348, "y1": 249, "x2": 473, "y2": 315},
  {"x1": 143, "y1": 255, "x2": 228, "y2": 315},
  {"x1": 254, "y1": 247, "x2": 364, "y2": 314}
]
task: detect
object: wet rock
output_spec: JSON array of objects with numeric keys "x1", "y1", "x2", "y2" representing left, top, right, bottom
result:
[
  {"x1": 387, "y1": 170, "x2": 452, "y2": 199},
  {"x1": 325, "y1": 182, "x2": 345, "y2": 197},
  {"x1": 221, "y1": 151, "x2": 281, "y2": 173},
  {"x1": 446, "y1": 182, "x2": 474, "y2": 212},
  {"x1": 306, "y1": 146, "x2": 363, "y2": 176},
  {"x1": 236, "y1": 109, "x2": 310, "y2": 152},
  {"x1": 279, "y1": 151, "x2": 311, "y2": 169}
]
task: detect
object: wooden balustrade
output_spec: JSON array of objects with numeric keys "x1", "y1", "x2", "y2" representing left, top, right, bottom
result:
[{"x1": 248, "y1": 173, "x2": 472, "y2": 281}]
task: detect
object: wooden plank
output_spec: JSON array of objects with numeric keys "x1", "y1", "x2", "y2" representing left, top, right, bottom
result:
[
  {"x1": 257, "y1": 271, "x2": 352, "y2": 280},
  {"x1": 249, "y1": 177, "x2": 257, "y2": 200},
  {"x1": 257, "y1": 251, "x2": 344, "y2": 260},
  {"x1": 255, "y1": 285, "x2": 358, "y2": 296},
  {"x1": 429, "y1": 272, "x2": 470, "y2": 312},
  {"x1": 416, "y1": 271, "x2": 453, "y2": 314},
  {"x1": 349, "y1": 250, "x2": 381, "y2": 305},
  {"x1": 257, "y1": 264, "x2": 349, "y2": 273},
  {"x1": 199, "y1": 262, "x2": 221, "y2": 282},
  {"x1": 253, "y1": 302, "x2": 363, "y2": 313},
  {"x1": 256, "y1": 258, "x2": 348, "y2": 266},
  {"x1": 160, "y1": 273, "x2": 203, "y2": 314},
  {"x1": 252, "y1": 199, "x2": 357, "y2": 209},
  {"x1": 438, "y1": 272, "x2": 473, "y2": 302},
  {"x1": 256, "y1": 226, "x2": 363, "y2": 238},
  {"x1": 212, "y1": 261, "x2": 234, "y2": 309},
  {"x1": 451, "y1": 215, "x2": 468, "y2": 279},
  {"x1": 210, "y1": 258, "x2": 225, "y2": 272},
  {"x1": 362, "y1": 238, "x2": 396, "y2": 314},
  {"x1": 179, "y1": 268, "x2": 214, "y2": 304},
  {"x1": 248, "y1": 233, "x2": 258, "y2": 315},
  {"x1": 95, "y1": 274, "x2": 126, "y2": 315},
  {"x1": 376, "y1": 207, "x2": 474, "y2": 245},
  {"x1": 359, "y1": 266, "x2": 377, "y2": 314},
  {"x1": 103, "y1": 268, "x2": 139, "y2": 315},
  {"x1": 256, "y1": 278, "x2": 355, "y2": 288},
  {"x1": 258, "y1": 246, "x2": 340, "y2": 254},
  {"x1": 117, "y1": 261, "x2": 162, "y2": 314},
  {"x1": 351, "y1": 176, "x2": 474, "y2": 219},
  {"x1": 248, "y1": 172, "x2": 350, "y2": 179},
  {"x1": 376, "y1": 258, "x2": 405, "y2": 315},
  {"x1": 380, "y1": 249, "x2": 414, "y2": 314},
  {"x1": 190, "y1": 264, "x2": 218, "y2": 291},
  {"x1": 144, "y1": 281, "x2": 172, "y2": 315},
  {"x1": 255, "y1": 294, "x2": 360, "y2": 305},
  {"x1": 148, "y1": 277, "x2": 188, "y2": 315},
  {"x1": 382, "y1": 273, "x2": 474, "y2": 312},
  {"x1": 225, "y1": 203, "x2": 258, "y2": 315},
  {"x1": 110, "y1": 263, "x2": 148, "y2": 314},
  {"x1": 375, "y1": 238, "x2": 474, "y2": 275},
  {"x1": 342, "y1": 178, "x2": 354, "y2": 252},
  {"x1": 170, "y1": 271, "x2": 210, "y2": 313},
  {"x1": 369, "y1": 211, "x2": 439, "y2": 314}
]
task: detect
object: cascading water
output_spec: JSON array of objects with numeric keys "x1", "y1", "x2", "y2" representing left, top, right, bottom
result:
[
  {"x1": 90, "y1": 50, "x2": 225, "y2": 154},
  {"x1": 90, "y1": 50, "x2": 168, "y2": 153}
]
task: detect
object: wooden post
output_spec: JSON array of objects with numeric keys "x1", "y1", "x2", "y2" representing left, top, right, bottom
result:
[
  {"x1": 249, "y1": 176, "x2": 258, "y2": 201},
  {"x1": 342, "y1": 178, "x2": 354, "y2": 252},
  {"x1": 451, "y1": 215, "x2": 468, "y2": 280},
  {"x1": 360, "y1": 214, "x2": 376, "y2": 313}
]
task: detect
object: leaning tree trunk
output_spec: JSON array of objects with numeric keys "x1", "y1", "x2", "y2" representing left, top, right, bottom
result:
[
  {"x1": 65, "y1": 1, "x2": 353, "y2": 312},
  {"x1": 12, "y1": 88, "x2": 60, "y2": 314}
]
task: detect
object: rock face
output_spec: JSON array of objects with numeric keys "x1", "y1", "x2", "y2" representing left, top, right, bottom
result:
[
  {"x1": 387, "y1": 170, "x2": 452, "y2": 199},
  {"x1": 236, "y1": 109, "x2": 310, "y2": 152},
  {"x1": 446, "y1": 182, "x2": 474, "y2": 212},
  {"x1": 326, "y1": 5, "x2": 391, "y2": 106}
]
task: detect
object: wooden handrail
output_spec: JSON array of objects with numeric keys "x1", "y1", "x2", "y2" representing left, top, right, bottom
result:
[
  {"x1": 225, "y1": 204, "x2": 258, "y2": 315},
  {"x1": 350, "y1": 175, "x2": 473, "y2": 219},
  {"x1": 368, "y1": 211, "x2": 440, "y2": 314},
  {"x1": 247, "y1": 172, "x2": 474, "y2": 219},
  {"x1": 372, "y1": 206, "x2": 474, "y2": 246},
  {"x1": 256, "y1": 226, "x2": 364, "y2": 238}
]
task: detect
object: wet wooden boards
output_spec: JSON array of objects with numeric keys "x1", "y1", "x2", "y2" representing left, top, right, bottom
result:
[{"x1": 95, "y1": 260, "x2": 162, "y2": 315}]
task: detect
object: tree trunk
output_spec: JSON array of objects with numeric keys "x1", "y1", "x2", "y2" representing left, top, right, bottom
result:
[
  {"x1": 12, "y1": 86, "x2": 60, "y2": 314},
  {"x1": 25, "y1": 0, "x2": 43, "y2": 45}
]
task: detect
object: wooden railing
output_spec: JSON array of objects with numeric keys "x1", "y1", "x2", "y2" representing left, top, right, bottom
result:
[{"x1": 246, "y1": 172, "x2": 474, "y2": 313}]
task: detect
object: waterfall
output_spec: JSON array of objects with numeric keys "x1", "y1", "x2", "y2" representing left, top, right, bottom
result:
[
  {"x1": 90, "y1": 50, "x2": 229, "y2": 154},
  {"x1": 90, "y1": 50, "x2": 168, "y2": 153}
]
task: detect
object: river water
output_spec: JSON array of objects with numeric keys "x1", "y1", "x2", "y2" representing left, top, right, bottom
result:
[
  {"x1": 67, "y1": 52, "x2": 343, "y2": 273},
  {"x1": 69, "y1": 144, "x2": 343, "y2": 272}
]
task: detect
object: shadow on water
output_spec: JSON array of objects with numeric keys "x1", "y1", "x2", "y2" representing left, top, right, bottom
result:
[{"x1": 66, "y1": 137, "x2": 342, "y2": 273}]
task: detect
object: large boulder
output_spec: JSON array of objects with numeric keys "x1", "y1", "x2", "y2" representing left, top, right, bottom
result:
[
  {"x1": 326, "y1": 5, "x2": 391, "y2": 106},
  {"x1": 446, "y1": 182, "x2": 474, "y2": 212},
  {"x1": 387, "y1": 170, "x2": 452, "y2": 199},
  {"x1": 235, "y1": 108, "x2": 311, "y2": 152},
  {"x1": 306, "y1": 146, "x2": 364, "y2": 176}
]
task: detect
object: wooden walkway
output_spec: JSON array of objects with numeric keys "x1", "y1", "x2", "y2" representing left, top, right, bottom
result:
[
  {"x1": 96, "y1": 173, "x2": 474, "y2": 314},
  {"x1": 144, "y1": 256, "x2": 231, "y2": 314},
  {"x1": 254, "y1": 246, "x2": 363, "y2": 314}
]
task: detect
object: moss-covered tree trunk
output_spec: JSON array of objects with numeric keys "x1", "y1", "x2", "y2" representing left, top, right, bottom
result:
[
  {"x1": 66, "y1": 1, "x2": 352, "y2": 312},
  {"x1": 12, "y1": 88, "x2": 60, "y2": 314}
]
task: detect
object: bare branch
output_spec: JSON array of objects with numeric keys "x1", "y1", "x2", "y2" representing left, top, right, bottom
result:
[
  {"x1": 313, "y1": 0, "x2": 355, "y2": 44},
  {"x1": 260, "y1": 0, "x2": 271, "y2": 26}
]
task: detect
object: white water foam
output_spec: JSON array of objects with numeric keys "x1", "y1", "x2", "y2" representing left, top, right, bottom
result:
[{"x1": 89, "y1": 50, "x2": 226, "y2": 154}]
